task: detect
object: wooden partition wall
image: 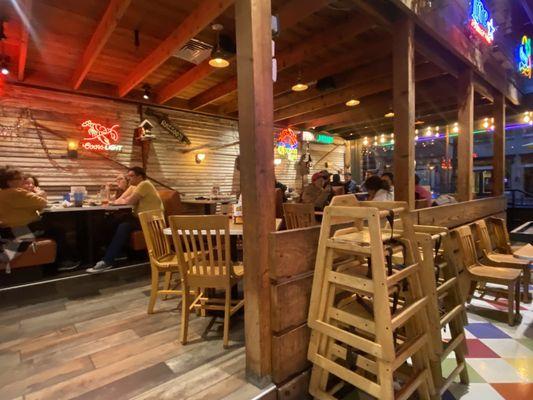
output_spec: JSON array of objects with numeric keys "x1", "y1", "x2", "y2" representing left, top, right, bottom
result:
[
  {"x1": 268, "y1": 196, "x2": 506, "y2": 399},
  {"x1": 0, "y1": 85, "x2": 345, "y2": 199}
]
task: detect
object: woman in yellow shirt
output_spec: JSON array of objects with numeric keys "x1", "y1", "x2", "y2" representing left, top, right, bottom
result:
[{"x1": 0, "y1": 167, "x2": 79, "y2": 272}]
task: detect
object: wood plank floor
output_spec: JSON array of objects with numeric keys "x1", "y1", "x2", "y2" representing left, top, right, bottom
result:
[{"x1": 0, "y1": 278, "x2": 263, "y2": 400}]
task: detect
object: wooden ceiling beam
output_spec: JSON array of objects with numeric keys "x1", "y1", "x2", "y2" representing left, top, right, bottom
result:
[
  {"x1": 189, "y1": 14, "x2": 376, "y2": 110},
  {"x1": 158, "y1": 0, "x2": 328, "y2": 106},
  {"x1": 118, "y1": 0, "x2": 234, "y2": 97},
  {"x1": 280, "y1": 63, "x2": 444, "y2": 125},
  {"x1": 274, "y1": 62, "x2": 443, "y2": 122},
  {"x1": 71, "y1": 0, "x2": 132, "y2": 89},
  {"x1": 155, "y1": 57, "x2": 229, "y2": 104},
  {"x1": 16, "y1": 0, "x2": 32, "y2": 82},
  {"x1": 219, "y1": 38, "x2": 392, "y2": 114}
]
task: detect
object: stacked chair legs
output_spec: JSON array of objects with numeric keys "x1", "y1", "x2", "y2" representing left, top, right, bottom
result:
[
  {"x1": 307, "y1": 202, "x2": 435, "y2": 400},
  {"x1": 414, "y1": 226, "x2": 469, "y2": 399}
]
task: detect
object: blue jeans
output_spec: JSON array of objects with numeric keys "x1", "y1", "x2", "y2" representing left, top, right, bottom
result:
[{"x1": 103, "y1": 216, "x2": 139, "y2": 265}]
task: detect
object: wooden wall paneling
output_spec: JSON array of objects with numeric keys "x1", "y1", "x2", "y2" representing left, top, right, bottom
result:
[
  {"x1": 492, "y1": 92, "x2": 505, "y2": 196},
  {"x1": 0, "y1": 84, "x2": 344, "y2": 202},
  {"x1": 457, "y1": 68, "x2": 474, "y2": 202},
  {"x1": 393, "y1": 17, "x2": 415, "y2": 209},
  {"x1": 270, "y1": 273, "x2": 313, "y2": 333},
  {"x1": 235, "y1": 0, "x2": 274, "y2": 384},
  {"x1": 271, "y1": 324, "x2": 311, "y2": 385}
]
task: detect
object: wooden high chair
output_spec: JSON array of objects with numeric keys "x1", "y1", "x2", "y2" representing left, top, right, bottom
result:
[
  {"x1": 139, "y1": 210, "x2": 185, "y2": 314},
  {"x1": 453, "y1": 225, "x2": 522, "y2": 326},
  {"x1": 169, "y1": 215, "x2": 244, "y2": 348},
  {"x1": 283, "y1": 202, "x2": 316, "y2": 229},
  {"x1": 473, "y1": 219, "x2": 531, "y2": 303}
]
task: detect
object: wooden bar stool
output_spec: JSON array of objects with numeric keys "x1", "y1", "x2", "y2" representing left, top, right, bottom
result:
[{"x1": 307, "y1": 201, "x2": 434, "y2": 400}]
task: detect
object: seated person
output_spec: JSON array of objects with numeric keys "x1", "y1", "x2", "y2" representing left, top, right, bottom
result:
[
  {"x1": 23, "y1": 174, "x2": 47, "y2": 199},
  {"x1": 301, "y1": 172, "x2": 332, "y2": 210},
  {"x1": 415, "y1": 174, "x2": 432, "y2": 207},
  {"x1": 275, "y1": 179, "x2": 288, "y2": 202},
  {"x1": 87, "y1": 166, "x2": 163, "y2": 273},
  {"x1": 365, "y1": 175, "x2": 393, "y2": 201},
  {"x1": 114, "y1": 173, "x2": 130, "y2": 199},
  {"x1": 331, "y1": 173, "x2": 344, "y2": 187},
  {"x1": 343, "y1": 172, "x2": 357, "y2": 194},
  {"x1": 381, "y1": 172, "x2": 394, "y2": 200},
  {"x1": 0, "y1": 166, "x2": 78, "y2": 272}
]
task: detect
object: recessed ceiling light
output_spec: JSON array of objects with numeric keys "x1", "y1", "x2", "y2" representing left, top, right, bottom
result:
[{"x1": 384, "y1": 112, "x2": 395, "y2": 118}]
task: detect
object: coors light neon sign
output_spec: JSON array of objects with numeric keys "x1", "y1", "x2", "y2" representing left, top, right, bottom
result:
[{"x1": 81, "y1": 120, "x2": 123, "y2": 152}]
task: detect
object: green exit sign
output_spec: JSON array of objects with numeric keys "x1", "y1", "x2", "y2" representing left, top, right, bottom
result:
[{"x1": 316, "y1": 134, "x2": 334, "y2": 144}]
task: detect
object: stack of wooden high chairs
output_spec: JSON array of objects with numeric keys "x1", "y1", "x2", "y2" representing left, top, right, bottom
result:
[
  {"x1": 413, "y1": 226, "x2": 469, "y2": 399},
  {"x1": 307, "y1": 201, "x2": 434, "y2": 400}
]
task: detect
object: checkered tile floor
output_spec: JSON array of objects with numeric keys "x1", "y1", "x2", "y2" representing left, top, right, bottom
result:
[
  {"x1": 441, "y1": 289, "x2": 533, "y2": 400},
  {"x1": 346, "y1": 287, "x2": 533, "y2": 400}
]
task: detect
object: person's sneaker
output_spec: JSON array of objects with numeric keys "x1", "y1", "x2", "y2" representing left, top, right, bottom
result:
[
  {"x1": 57, "y1": 260, "x2": 81, "y2": 272},
  {"x1": 86, "y1": 260, "x2": 113, "y2": 274}
]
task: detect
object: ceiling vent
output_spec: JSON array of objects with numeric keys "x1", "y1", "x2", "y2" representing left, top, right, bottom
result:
[{"x1": 174, "y1": 38, "x2": 212, "y2": 65}]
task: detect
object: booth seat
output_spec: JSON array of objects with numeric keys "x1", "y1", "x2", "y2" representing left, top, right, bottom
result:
[
  {"x1": 130, "y1": 189, "x2": 182, "y2": 251},
  {"x1": 6, "y1": 239, "x2": 57, "y2": 270}
]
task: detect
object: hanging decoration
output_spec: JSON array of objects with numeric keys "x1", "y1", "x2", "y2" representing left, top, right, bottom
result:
[
  {"x1": 518, "y1": 35, "x2": 532, "y2": 79},
  {"x1": 144, "y1": 108, "x2": 190, "y2": 144},
  {"x1": 469, "y1": 0, "x2": 496, "y2": 44},
  {"x1": 81, "y1": 120, "x2": 123, "y2": 152},
  {"x1": 275, "y1": 128, "x2": 298, "y2": 161}
]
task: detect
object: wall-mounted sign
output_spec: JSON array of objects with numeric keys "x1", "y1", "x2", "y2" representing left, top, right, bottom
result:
[
  {"x1": 275, "y1": 128, "x2": 298, "y2": 161},
  {"x1": 316, "y1": 133, "x2": 334, "y2": 144},
  {"x1": 81, "y1": 120, "x2": 123, "y2": 151},
  {"x1": 518, "y1": 35, "x2": 532, "y2": 79},
  {"x1": 145, "y1": 108, "x2": 190, "y2": 144},
  {"x1": 469, "y1": 0, "x2": 496, "y2": 44}
]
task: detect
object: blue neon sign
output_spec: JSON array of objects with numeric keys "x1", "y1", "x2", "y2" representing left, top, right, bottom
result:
[
  {"x1": 469, "y1": 0, "x2": 496, "y2": 44},
  {"x1": 518, "y1": 35, "x2": 532, "y2": 79}
]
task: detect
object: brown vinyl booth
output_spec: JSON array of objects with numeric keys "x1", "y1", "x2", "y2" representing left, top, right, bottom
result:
[
  {"x1": 7, "y1": 239, "x2": 57, "y2": 271},
  {"x1": 130, "y1": 189, "x2": 183, "y2": 251}
]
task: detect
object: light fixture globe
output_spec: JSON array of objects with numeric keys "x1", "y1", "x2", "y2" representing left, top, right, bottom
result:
[
  {"x1": 345, "y1": 99, "x2": 360, "y2": 107},
  {"x1": 291, "y1": 82, "x2": 308, "y2": 92},
  {"x1": 209, "y1": 55, "x2": 230, "y2": 68},
  {"x1": 209, "y1": 24, "x2": 230, "y2": 69}
]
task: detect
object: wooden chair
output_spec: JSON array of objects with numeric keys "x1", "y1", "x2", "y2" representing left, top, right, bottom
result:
[
  {"x1": 169, "y1": 215, "x2": 244, "y2": 348},
  {"x1": 283, "y1": 202, "x2": 316, "y2": 229},
  {"x1": 473, "y1": 219, "x2": 531, "y2": 302},
  {"x1": 453, "y1": 225, "x2": 522, "y2": 326},
  {"x1": 139, "y1": 210, "x2": 184, "y2": 314},
  {"x1": 486, "y1": 217, "x2": 512, "y2": 253}
]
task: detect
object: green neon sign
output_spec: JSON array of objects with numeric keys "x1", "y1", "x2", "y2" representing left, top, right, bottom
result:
[{"x1": 316, "y1": 134, "x2": 334, "y2": 144}]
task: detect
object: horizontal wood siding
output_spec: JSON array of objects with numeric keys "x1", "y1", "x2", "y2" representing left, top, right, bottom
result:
[{"x1": 0, "y1": 85, "x2": 345, "y2": 200}]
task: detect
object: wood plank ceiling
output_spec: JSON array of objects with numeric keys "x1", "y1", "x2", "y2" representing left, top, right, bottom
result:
[{"x1": 2, "y1": 0, "x2": 492, "y2": 139}]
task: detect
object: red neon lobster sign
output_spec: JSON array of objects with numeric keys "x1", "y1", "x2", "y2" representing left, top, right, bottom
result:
[{"x1": 81, "y1": 120, "x2": 123, "y2": 151}]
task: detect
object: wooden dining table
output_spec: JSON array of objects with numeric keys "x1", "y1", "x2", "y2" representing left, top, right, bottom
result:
[{"x1": 42, "y1": 204, "x2": 133, "y2": 263}]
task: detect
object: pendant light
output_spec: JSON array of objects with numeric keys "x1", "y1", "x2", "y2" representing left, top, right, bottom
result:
[
  {"x1": 291, "y1": 70, "x2": 308, "y2": 92},
  {"x1": 345, "y1": 98, "x2": 360, "y2": 107},
  {"x1": 209, "y1": 24, "x2": 230, "y2": 68}
]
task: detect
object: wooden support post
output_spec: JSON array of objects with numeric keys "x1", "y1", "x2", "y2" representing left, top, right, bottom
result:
[
  {"x1": 235, "y1": 0, "x2": 274, "y2": 386},
  {"x1": 492, "y1": 93, "x2": 506, "y2": 196},
  {"x1": 457, "y1": 69, "x2": 474, "y2": 202},
  {"x1": 393, "y1": 17, "x2": 415, "y2": 209}
]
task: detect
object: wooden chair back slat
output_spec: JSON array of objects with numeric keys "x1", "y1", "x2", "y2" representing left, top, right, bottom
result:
[
  {"x1": 487, "y1": 217, "x2": 512, "y2": 253},
  {"x1": 169, "y1": 215, "x2": 231, "y2": 281},
  {"x1": 139, "y1": 210, "x2": 171, "y2": 259},
  {"x1": 454, "y1": 226, "x2": 478, "y2": 269},
  {"x1": 473, "y1": 219, "x2": 494, "y2": 255},
  {"x1": 283, "y1": 203, "x2": 316, "y2": 229}
]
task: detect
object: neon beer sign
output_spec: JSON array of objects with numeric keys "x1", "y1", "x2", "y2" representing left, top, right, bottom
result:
[
  {"x1": 470, "y1": 0, "x2": 496, "y2": 44},
  {"x1": 518, "y1": 35, "x2": 532, "y2": 79},
  {"x1": 81, "y1": 120, "x2": 123, "y2": 152},
  {"x1": 275, "y1": 128, "x2": 298, "y2": 161}
]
